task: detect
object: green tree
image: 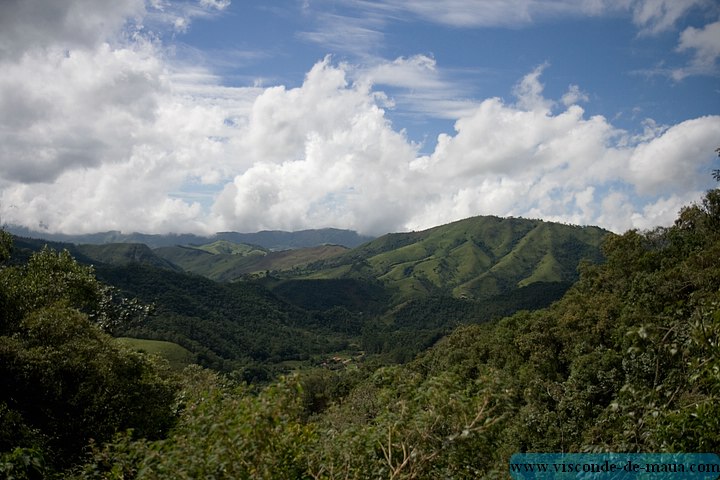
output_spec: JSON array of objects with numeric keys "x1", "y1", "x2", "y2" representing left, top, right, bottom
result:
[{"x1": 0, "y1": 235, "x2": 178, "y2": 475}]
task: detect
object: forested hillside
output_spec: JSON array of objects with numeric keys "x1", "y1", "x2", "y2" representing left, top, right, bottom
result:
[
  {"x1": 71, "y1": 188, "x2": 720, "y2": 478},
  {"x1": 6, "y1": 226, "x2": 373, "y2": 250},
  {"x1": 295, "y1": 216, "x2": 607, "y2": 302},
  {"x1": 154, "y1": 243, "x2": 348, "y2": 282},
  {"x1": 0, "y1": 235, "x2": 179, "y2": 477},
  {"x1": 2, "y1": 188, "x2": 718, "y2": 478},
  {"x1": 93, "y1": 263, "x2": 349, "y2": 376},
  {"x1": 9, "y1": 215, "x2": 605, "y2": 370}
]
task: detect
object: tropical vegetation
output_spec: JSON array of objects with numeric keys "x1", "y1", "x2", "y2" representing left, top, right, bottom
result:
[{"x1": 1, "y1": 183, "x2": 718, "y2": 478}]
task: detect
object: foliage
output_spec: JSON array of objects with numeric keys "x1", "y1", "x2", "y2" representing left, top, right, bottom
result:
[
  {"x1": 77, "y1": 186, "x2": 719, "y2": 478},
  {"x1": 300, "y1": 215, "x2": 607, "y2": 303},
  {"x1": 74, "y1": 369, "x2": 317, "y2": 480},
  {"x1": 96, "y1": 263, "x2": 348, "y2": 371},
  {"x1": 153, "y1": 243, "x2": 348, "y2": 282},
  {"x1": 8, "y1": 184, "x2": 720, "y2": 478},
  {"x1": 0, "y1": 240, "x2": 178, "y2": 476}
]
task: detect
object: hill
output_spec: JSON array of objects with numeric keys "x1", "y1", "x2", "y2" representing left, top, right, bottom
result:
[
  {"x1": 75, "y1": 243, "x2": 181, "y2": 270},
  {"x1": 5, "y1": 226, "x2": 373, "y2": 249},
  {"x1": 155, "y1": 243, "x2": 348, "y2": 282},
  {"x1": 213, "y1": 228, "x2": 373, "y2": 250},
  {"x1": 69, "y1": 188, "x2": 720, "y2": 479},
  {"x1": 7, "y1": 215, "x2": 609, "y2": 368},
  {"x1": 293, "y1": 216, "x2": 608, "y2": 302},
  {"x1": 93, "y1": 263, "x2": 349, "y2": 374}
]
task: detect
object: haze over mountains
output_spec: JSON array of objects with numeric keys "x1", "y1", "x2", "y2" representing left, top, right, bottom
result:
[{"x1": 6, "y1": 225, "x2": 374, "y2": 250}]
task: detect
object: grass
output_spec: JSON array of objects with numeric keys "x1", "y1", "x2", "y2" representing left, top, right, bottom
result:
[
  {"x1": 289, "y1": 215, "x2": 609, "y2": 303},
  {"x1": 115, "y1": 337, "x2": 196, "y2": 370}
]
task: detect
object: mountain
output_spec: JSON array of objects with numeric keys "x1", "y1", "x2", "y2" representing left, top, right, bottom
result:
[
  {"x1": 7, "y1": 215, "x2": 609, "y2": 365},
  {"x1": 155, "y1": 243, "x2": 348, "y2": 282},
  {"x1": 292, "y1": 216, "x2": 608, "y2": 302},
  {"x1": 213, "y1": 228, "x2": 374, "y2": 250},
  {"x1": 5, "y1": 225, "x2": 374, "y2": 249},
  {"x1": 93, "y1": 263, "x2": 348, "y2": 374},
  {"x1": 74, "y1": 243, "x2": 181, "y2": 270}
]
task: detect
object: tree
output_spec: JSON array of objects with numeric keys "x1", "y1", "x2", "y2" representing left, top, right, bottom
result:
[{"x1": 0, "y1": 234, "x2": 178, "y2": 475}]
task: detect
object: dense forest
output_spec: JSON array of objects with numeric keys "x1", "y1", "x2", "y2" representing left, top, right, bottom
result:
[{"x1": 1, "y1": 186, "x2": 719, "y2": 478}]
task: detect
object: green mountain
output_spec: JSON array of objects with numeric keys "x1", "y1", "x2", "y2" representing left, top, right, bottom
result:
[
  {"x1": 93, "y1": 263, "x2": 348, "y2": 374},
  {"x1": 7, "y1": 215, "x2": 609, "y2": 369},
  {"x1": 213, "y1": 228, "x2": 374, "y2": 250},
  {"x1": 191, "y1": 240, "x2": 266, "y2": 256},
  {"x1": 75, "y1": 243, "x2": 181, "y2": 270},
  {"x1": 295, "y1": 216, "x2": 608, "y2": 302},
  {"x1": 5, "y1": 226, "x2": 373, "y2": 249},
  {"x1": 155, "y1": 243, "x2": 348, "y2": 282}
]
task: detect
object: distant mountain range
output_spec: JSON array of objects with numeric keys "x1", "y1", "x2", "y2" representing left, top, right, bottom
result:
[
  {"x1": 9, "y1": 217, "x2": 609, "y2": 303},
  {"x1": 5, "y1": 226, "x2": 374, "y2": 250},
  {"x1": 7, "y1": 214, "x2": 611, "y2": 368}
]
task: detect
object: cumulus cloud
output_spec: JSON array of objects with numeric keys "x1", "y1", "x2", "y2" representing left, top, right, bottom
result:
[
  {"x1": 672, "y1": 20, "x2": 720, "y2": 79},
  {"x1": 1, "y1": 0, "x2": 719, "y2": 236},
  {"x1": 561, "y1": 85, "x2": 590, "y2": 107},
  {"x1": 212, "y1": 58, "x2": 419, "y2": 234},
  {"x1": 204, "y1": 62, "x2": 720, "y2": 235},
  {"x1": 2, "y1": 51, "x2": 719, "y2": 235},
  {"x1": 0, "y1": 41, "x2": 164, "y2": 183},
  {"x1": 0, "y1": 0, "x2": 146, "y2": 60}
]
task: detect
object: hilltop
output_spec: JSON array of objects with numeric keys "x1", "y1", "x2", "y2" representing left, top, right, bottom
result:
[
  {"x1": 277, "y1": 216, "x2": 608, "y2": 303},
  {"x1": 4, "y1": 226, "x2": 374, "y2": 250}
]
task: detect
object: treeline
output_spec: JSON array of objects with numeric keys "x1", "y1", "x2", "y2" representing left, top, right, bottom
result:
[
  {"x1": 65, "y1": 190, "x2": 720, "y2": 477},
  {"x1": 95, "y1": 264, "x2": 348, "y2": 372},
  {"x1": 3, "y1": 186, "x2": 718, "y2": 478},
  {"x1": 0, "y1": 236, "x2": 179, "y2": 477}
]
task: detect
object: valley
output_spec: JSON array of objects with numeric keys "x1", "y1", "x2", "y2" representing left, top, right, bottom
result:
[
  {"x1": 10, "y1": 215, "x2": 608, "y2": 371},
  {"x1": 3, "y1": 192, "x2": 719, "y2": 477}
]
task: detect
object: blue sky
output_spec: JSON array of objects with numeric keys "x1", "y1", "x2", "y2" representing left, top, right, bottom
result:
[
  {"x1": 1, "y1": 0, "x2": 719, "y2": 235},
  {"x1": 175, "y1": 2, "x2": 717, "y2": 139}
]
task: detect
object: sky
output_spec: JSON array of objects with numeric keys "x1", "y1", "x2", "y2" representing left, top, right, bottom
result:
[{"x1": 1, "y1": 0, "x2": 719, "y2": 236}]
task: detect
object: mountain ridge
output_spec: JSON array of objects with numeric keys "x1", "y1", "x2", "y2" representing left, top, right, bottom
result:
[
  {"x1": 9, "y1": 215, "x2": 609, "y2": 303},
  {"x1": 290, "y1": 215, "x2": 609, "y2": 302},
  {"x1": 4, "y1": 226, "x2": 374, "y2": 250}
]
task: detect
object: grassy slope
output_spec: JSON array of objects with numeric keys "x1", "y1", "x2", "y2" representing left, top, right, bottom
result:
[
  {"x1": 115, "y1": 337, "x2": 196, "y2": 370},
  {"x1": 74, "y1": 243, "x2": 181, "y2": 271},
  {"x1": 300, "y1": 216, "x2": 608, "y2": 302},
  {"x1": 155, "y1": 244, "x2": 348, "y2": 282},
  {"x1": 192, "y1": 240, "x2": 267, "y2": 256}
]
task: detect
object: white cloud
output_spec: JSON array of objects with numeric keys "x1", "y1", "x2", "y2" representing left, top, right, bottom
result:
[
  {"x1": 316, "y1": 0, "x2": 706, "y2": 31},
  {"x1": 212, "y1": 58, "x2": 419, "y2": 235},
  {"x1": 512, "y1": 63, "x2": 554, "y2": 112},
  {"x1": 351, "y1": 0, "x2": 597, "y2": 28},
  {"x1": 0, "y1": 41, "x2": 164, "y2": 183},
  {"x1": 200, "y1": 0, "x2": 231, "y2": 10},
  {"x1": 2, "y1": 53, "x2": 719, "y2": 235},
  {"x1": 0, "y1": 0, "x2": 146, "y2": 60},
  {"x1": 1, "y1": 0, "x2": 718, "y2": 237},
  {"x1": 561, "y1": 84, "x2": 590, "y2": 107},
  {"x1": 672, "y1": 20, "x2": 720, "y2": 79},
  {"x1": 353, "y1": 55, "x2": 480, "y2": 120},
  {"x1": 628, "y1": 116, "x2": 720, "y2": 195},
  {"x1": 630, "y1": 0, "x2": 707, "y2": 35},
  {"x1": 297, "y1": 13, "x2": 385, "y2": 58}
]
